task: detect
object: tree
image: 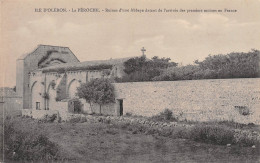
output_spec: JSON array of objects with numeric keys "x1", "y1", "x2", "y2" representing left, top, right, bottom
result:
[
  {"x1": 76, "y1": 78, "x2": 115, "y2": 114},
  {"x1": 122, "y1": 56, "x2": 178, "y2": 82},
  {"x1": 154, "y1": 49, "x2": 260, "y2": 81},
  {"x1": 123, "y1": 56, "x2": 146, "y2": 74},
  {"x1": 194, "y1": 50, "x2": 260, "y2": 78}
]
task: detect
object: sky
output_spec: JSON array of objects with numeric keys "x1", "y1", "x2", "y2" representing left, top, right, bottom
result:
[{"x1": 1, "y1": 0, "x2": 260, "y2": 87}]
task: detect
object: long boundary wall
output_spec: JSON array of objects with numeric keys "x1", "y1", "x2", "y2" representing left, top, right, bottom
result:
[{"x1": 114, "y1": 78, "x2": 260, "y2": 124}]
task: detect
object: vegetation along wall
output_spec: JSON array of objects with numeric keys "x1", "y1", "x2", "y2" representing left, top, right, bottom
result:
[{"x1": 114, "y1": 78, "x2": 260, "y2": 124}]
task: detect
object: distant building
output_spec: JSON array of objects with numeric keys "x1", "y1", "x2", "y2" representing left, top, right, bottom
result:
[{"x1": 0, "y1": 87, "x2": 22, "y2": 111}]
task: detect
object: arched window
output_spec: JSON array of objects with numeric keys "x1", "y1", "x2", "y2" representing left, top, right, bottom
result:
[
  {"x1": 67, "y1": 79, "x2": 80, "y2": 98},
  {"x1": 31, "y1": 81, "x2": 42, "y2": 110}
]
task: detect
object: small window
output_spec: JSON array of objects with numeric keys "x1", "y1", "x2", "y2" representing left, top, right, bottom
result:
[{"x1": 36, "y1": 102, "x2": 40, "y2": 110}]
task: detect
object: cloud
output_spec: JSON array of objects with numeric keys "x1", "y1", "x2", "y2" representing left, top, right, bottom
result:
[
  {"x1": 3, "y1": 11, "x2": 260, "y2": 87},
  {"x1": 198, "y1": 13, "x2": 229, "y2": 25},
  {"x1": 126, "y1": 14, "x2": 260, "y2": 64},
  {"x1": 27, "y1": 15, "x2": 58, "y2": 34},
  {"x1": 15, "y1": 26, "x2": 31, "y2": 37}
]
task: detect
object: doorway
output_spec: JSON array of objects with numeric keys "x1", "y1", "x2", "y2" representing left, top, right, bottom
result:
[
  {"x1": 36, "y1": 102, "x2": 40, "y2": 110},
  {"x1": 118, "y1": 99, "x2": 123, "y2": 116},
  {"x1": 68, "y1": 99, "x2": 82, "y2": 113}
]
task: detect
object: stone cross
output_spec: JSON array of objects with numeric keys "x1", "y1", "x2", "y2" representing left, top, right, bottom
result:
[{"x1": 141, "y1": 47, "x2": 146, "y2": 56}]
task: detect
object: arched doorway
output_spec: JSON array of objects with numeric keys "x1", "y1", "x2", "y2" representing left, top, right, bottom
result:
[
  {"x1": 31, "y1": 81, "x2": 42, "y2": 110},
  {"x1": 68, "y1": 79, "x2": 80, "y2": 99}
]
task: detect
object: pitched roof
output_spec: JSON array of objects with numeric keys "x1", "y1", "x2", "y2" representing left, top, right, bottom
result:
[
  {"x1": 17, "y1": 45, "x2": 79, "y2": 62},
  {"x1": 0, "y1": 87, "x2": 21, "y2": 98}
]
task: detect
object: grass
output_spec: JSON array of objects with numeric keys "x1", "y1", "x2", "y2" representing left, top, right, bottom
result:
[
  {"x1": 1, "y1": 116, "x2": 61, "y2": 161},
  {"x1": 111, "y1": 121, "x2": 260, "y2": 147},
  {"x1": 189, "y1": 125, "x2": 235, "y2": 145},
  {"x1": 1, "y1": 109, "x2": 260, "y2": 162}
]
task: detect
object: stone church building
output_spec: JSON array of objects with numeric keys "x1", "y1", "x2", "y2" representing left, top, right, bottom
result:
[
  {"x1": 16, "y1": 45, "x2": 260, "y2": 124},
  {"x1": 17, "y1": 45, "x2": 130, "y2": 117}
]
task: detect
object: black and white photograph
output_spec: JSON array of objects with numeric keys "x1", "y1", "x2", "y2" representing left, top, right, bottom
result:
[{"x1": 0, "y1": 0, "x2": 260, "y2": 162}]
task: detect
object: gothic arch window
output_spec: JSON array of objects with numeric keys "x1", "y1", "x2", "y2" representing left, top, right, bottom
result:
[
  {"x1": 30, "y1": 81, "x2": 37, "y2": 93},
  {"x1": 67, "y1": 79, "x2": 80, "y2": 99},
  {"x1": 31, "y1": 81, "x2": 42, "y2": 110}
]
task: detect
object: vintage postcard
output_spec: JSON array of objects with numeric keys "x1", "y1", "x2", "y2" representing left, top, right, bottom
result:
[{"x1": 1, "y1": 0, "x2": 260, "y2": 162}]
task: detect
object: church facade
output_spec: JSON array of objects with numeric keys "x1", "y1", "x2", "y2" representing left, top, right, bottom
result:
[{"x1": 17, "y1": 45, "x2": 129, "y2": 116}]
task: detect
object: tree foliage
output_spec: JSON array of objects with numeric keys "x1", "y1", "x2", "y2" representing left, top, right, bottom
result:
[
  {"x1": 153, "y1": 50, "x2": 260, "y2": 81},
  {"x1": 120, "y1": 56, "x2": 178, "y2": 82},
  {"x1": 76, "y1": 78, "x2": 115, "y2": 112},
  {"x1": 194, "y1": 50, "x2": 260, "y2": 78}
]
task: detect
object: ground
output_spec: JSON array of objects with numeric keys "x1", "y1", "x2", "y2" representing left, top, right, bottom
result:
[
  {"x1": 1, "y1": 111, "x2": 259, "y2": 163},
  {"x1": 46, "y1": 122, "x2": 260, "y2": 162}
]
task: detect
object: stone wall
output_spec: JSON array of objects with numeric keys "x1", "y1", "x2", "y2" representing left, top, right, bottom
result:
[
  {"x1": 27, "y1": 75, "x2": 260, "y2": 124},
  {"x1": 114, "y1": 78, "x2": 260, "y2": 124},
  {"x1": 0, "y1": 97, "x2": 22, "y2": 116},
  {"x1": 0, "y1": 97, "x2": 22, "y2": 110},
  {"x1": 90, "y1": 102, "x2": 119, "y2": 116},
  {"x1": 22, "y1": 109, "x2": 58, "y2": 119},
  {"x1": 31, "y1": 110, "x2": 59, "y2": 119}
]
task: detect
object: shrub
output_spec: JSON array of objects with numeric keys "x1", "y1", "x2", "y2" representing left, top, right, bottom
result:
[
  {"x1": 158, "y1": 128, "x2": 173, "y2": 137},
  {"x1": 153, "y1": 50, "x2": 260, "y2": 81},
  {"x1": 118, "y1": 122, "x2": 131, "y2": 130},
  {"x1": 160, "y1": 109, "x2": 174, "y2": 120},
  {"x1": 149, "y1": 109, "x2": 177, "y2": 122},
  {"x1": 38, "y1": 114, "x2": 57, "y2": 123},
  {"x1": 107, "y1": 116, "x2": 259, "y2": 147},
  {"x1": 104, "y1": 118, "x2": 111, "y2": 124},
  {"x1": 189, "y1": 125, "x2": 235, "y2": 145},
  {"x1": 209, "y1": 120, "x2": 248, "y2": 129},
  {"x1": 195, "y1": 50, "x2": 260, "y2": 78},
  {"x1": 69, "y1": 116, "x2": 81, "y2": 123},
  {"x1": 79, "y1": 116, "x2": 87, "y2": 123},
  {"x1": 120, "y1": 122, "x2": 146, "y2": 134},
  {"x1": 125, "y1": 112, "x2": 133, "y2": 117},
  {"x1": 235, "y1": 106, "x2": 250, "y2": 116},
  {"x1": 3, "y1": 118, "x2": 60, "y2": 161},
  {"x1": 171, "y1": 127, "x2": 191, "y2": 139},
  {"x1": 145, "y1": 128, "x2": 158, "y2": 135},
  {"x1": 234, "y1": 130, "x2": 259, "y2": 147}
]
